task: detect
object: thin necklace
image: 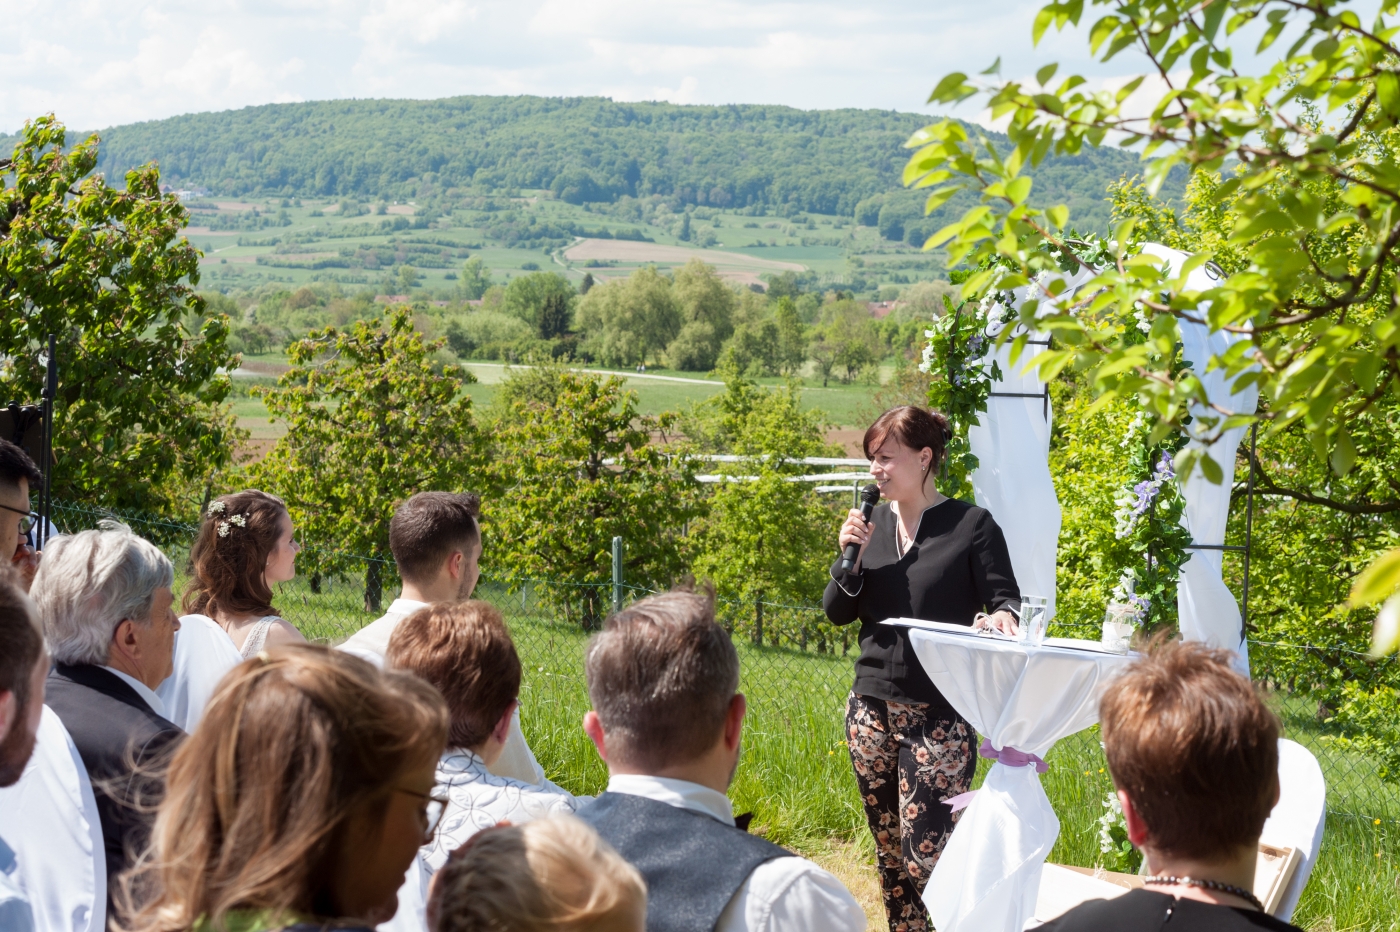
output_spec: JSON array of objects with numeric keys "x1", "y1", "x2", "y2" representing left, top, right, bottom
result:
[{"x1": 1142, "y1": 875, "x2": 1264, "y2": 913}]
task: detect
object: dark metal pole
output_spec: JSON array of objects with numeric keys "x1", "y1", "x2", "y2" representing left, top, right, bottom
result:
[
  {"x1": 1241, "y1": 421, "x2": 1258, "y2": 639},
  {"x1": 40, "y1": 334, "x2": 56, "y2": 546}
]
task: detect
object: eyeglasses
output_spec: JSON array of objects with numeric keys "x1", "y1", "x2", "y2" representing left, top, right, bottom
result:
[
  {"x1": 0, "y1": 502, "x2": 38, "y2": 536},
  {"x1": 395, "y1": 786, "x2": 450, "y2": 838}
]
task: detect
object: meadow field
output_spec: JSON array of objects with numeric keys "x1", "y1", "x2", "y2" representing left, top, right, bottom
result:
[
  {"x1": 227, "y1": 352, "x2": 896, "y2": 451},
  {"x1": 182, "y1": 191, "x2": 942, "y2": 299}
]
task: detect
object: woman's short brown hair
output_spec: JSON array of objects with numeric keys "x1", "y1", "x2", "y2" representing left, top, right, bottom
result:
[
  {"x1": 386, "y1": 601, "x2": 521, "y2": 751},
  {"x1": 863, "y1": 406, "x2": 952, "y2": 478},
  {"x1": 183, "y1": 489, "x2": 289, "y2": 619},
  {"x1": 118, "y1": 644, "x2": 449, "y2": 932},
  {"x1": 1099, "y1": 639, "x2": 1280, "y2": 861},
  {"x1": 427, "y1": 815, "x2": 645, "y2": 932}
]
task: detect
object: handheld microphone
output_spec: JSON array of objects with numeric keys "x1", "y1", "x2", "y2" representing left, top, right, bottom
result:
[{"x1": 840, "y1": 484, "x2": 881, "y2": 574}]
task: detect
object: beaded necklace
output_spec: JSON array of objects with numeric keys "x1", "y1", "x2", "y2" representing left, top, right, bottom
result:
[{"x1": 1142, "y1": 875, "x2": 1265, "y2": 913}]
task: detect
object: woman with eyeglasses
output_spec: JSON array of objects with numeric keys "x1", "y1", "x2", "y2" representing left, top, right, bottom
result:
[{"x1": 116, "y1": 643, "x2": 450, "y2": 932}]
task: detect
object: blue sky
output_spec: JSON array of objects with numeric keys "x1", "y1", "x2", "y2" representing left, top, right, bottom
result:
[{"x1": 1, "y1": 0, "x2": 1298, "y2": 134}]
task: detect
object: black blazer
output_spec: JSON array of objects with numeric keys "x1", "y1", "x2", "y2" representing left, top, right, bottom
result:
[
  {"x1": 824, "y1": 498, "x2": 1020, "y2": 709},
  {"x1": 45, "y1": 663, "x2": 184, "y2": 905}
]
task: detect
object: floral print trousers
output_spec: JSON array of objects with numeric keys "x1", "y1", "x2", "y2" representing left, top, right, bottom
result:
[{"x1": 846, "y1": 692, "x2": 977, "y2": 932}]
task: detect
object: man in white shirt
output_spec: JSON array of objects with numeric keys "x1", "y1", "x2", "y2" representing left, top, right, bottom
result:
[
  {"x1": 576, "y1": 590, "x2": 865, "y2": 932},
  {"x1": 384, "y1": 600, "x2": 578, "y2": 875},
  {"x1": 338, "y1": 491, "x2": 544, "y2": 785},
  {"x1": 0, "y1": 571, "x2": 48, "y2": 932}
]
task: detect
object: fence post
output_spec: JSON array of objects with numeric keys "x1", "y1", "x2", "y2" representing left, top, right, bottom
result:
[{"x1": 611, "y1": 536, "x2": 623, "y2": 615}]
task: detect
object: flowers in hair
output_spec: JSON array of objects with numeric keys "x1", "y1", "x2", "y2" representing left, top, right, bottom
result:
[{"x1": 212, "y1": 504, "x2": 249, "y2": 537}]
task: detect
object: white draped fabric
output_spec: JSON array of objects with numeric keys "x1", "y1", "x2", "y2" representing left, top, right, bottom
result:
[
  {"x1": 157, "y1": 614, "x2": 244, "y2": 732},
  {"x1": 1140, "y1": 244, "x2": 1258, "y2": 675},
  {"x1": 968, "y1": 270, "x2": 1093, "y2": 619},
  {"x1": 1261, "y1": 739, "x2": 1328, "y2": 922},
  {"x1": 895, "y1": 622, "x2": 1134, "y2": 932},
  {"x1": 0, "y1": 707, "x2": 105, "y2": 932}
]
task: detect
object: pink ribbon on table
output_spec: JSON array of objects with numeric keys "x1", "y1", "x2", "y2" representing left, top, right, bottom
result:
[{"x1": 941, "y1": 739, "x2": 1050, "y2": 813}]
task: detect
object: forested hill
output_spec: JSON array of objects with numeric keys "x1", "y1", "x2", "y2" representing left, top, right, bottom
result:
[{"x1": 4, "y1": 95, "x2": 1172, "y2": 231}]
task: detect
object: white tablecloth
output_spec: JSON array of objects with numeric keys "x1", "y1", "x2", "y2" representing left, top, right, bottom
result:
[{"x1": 891, "y1": 621, "x2": 1136, "y2": 932}]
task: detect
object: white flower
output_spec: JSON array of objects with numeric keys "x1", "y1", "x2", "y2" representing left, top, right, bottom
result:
[
  {"x1": 217, "y1": 520, "x2": 231, "y2": 538},
  {"x1": 229, "y1": 514, "x2": 247, "y2": 528},
  {"x1": 208, "y1": 500, "x2": 226, "y2": 515},
  {"x1": 1097, "y1": 791, "x2": 1125, "y2": 854}
]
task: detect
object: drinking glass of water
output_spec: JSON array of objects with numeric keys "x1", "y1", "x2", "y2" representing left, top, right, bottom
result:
[{"x1": 1019, "y1": 595, "x2": 1049, "y2": 646}]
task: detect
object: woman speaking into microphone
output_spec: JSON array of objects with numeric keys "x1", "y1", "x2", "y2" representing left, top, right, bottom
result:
[{"x1": 824, "y1": 405, "x2": 1020, "y2": 932}]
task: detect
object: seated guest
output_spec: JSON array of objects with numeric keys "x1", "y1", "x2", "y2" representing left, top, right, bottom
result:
[
  {"x1": 0, "y1": 439, "x2": 42, "y2": 590},
  {"x1": 340, "y1": 491, "x2": 544, "y2": 786},
  {"x1": 1040, "y1": 640, "x2": 1299, "y2": 932},
  {"x1": 119, "y1": 644, "x2": 449, "y2": 932},
  {"x1": 427, "y1": 816, "x2": 645, "y2": 932},
  {"x1": 32, "y1": 522, "x2": 184, "y2": 908},
  {"x1": 387, "y1": 602, "x2": 579, "y2": 874},
  {"x1": 0, "y1": 570, "x2": 47, "y2": 932},
  {"x1": 576, "y1": 590, "x2": 865, "y2": 932},
  {"x1": 160, "y1": 490, "x2": 304, "y2": 731}
]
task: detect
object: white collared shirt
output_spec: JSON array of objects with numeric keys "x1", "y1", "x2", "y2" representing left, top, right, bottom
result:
[
  {"x1": 100, "y1": 666, "x2": 168, "y2": 719},
  {"x1": 606, "y1": 775, "x2": 866, "y2": 932},
  {"x1": 338, "y1": 598, "x2": 428, "y2": 663}
]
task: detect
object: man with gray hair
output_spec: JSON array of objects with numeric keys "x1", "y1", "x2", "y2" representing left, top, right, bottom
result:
[
  {"x1": 32, "y1": 521, "x2": 184, "y2": 905},
  {"x1": 576, "y1": 590, "x2": 864, "y2": 932}
]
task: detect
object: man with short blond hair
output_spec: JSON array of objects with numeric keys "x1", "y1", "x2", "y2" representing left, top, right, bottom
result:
[{"x1": 576, "y1": 590, "x2": 864, "y2": 932}]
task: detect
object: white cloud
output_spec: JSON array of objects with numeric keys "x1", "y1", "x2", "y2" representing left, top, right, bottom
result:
[{"x1": 0, "y1": 0, "x2": 1293, "y2": 134}]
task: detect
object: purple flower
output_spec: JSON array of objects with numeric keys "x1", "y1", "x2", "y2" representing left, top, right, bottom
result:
[
  {"x1": 1131, "y1": 480, "x2": 1158, "y2": 516},
  {"x1": 1154, "y1": 451, "x2": 1175, "y2": 481}
]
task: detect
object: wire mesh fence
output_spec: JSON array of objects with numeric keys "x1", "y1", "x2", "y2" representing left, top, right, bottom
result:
[{"x1": 45, "y1": 498, "x2": 1400, "y2": 827}]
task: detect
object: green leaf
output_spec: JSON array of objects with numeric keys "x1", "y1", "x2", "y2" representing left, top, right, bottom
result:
[
  {"x1": 1352, "y1": 550, "x2": 1400, "y2": 607},
  {"x1": 1199, "y1": 452, "x2": 1223, "y2": 484},
  {"x1": 1047, "y1": 204, "x2": 1070, "y2": 229},
  {"x1": 1036, "y1": 63, "x2": 1059, "y2": 86},
  {"x1": 1006, "y1": 176, "x2": 1033, "y2": 204},
  {"x1": 981, "y1": 57, "x2": 1003, "y2": 76},
  {"x1": 928, "y1": 72, "x2": 972, "y2": 104},
  {"x1": 1330, "y1": 428, "x2": 1357, "y2": 476}
]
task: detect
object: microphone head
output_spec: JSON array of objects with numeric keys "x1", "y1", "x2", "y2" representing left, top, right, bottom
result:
[{"x1": 860, "y1": 484, "x2": 881, "y2": 506}]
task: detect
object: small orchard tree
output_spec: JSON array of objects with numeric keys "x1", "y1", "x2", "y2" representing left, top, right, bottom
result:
[
  {"x1": 1, "y1": 116, "x2": 241, "y2": 514},
  {"x1": 486, "y1": 365, "x2": 698, "y2": 627},
  {"x1": 686, "y1": 375, "x2": 843, "y2": 647},
  {"x1": 249, "y1": 309, "x2": 484, "y2": 613}
]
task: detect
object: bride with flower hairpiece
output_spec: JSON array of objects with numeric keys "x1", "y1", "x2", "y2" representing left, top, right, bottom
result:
[{"x1": 155, "y1": 489, "x2": 306, "y2": 731}]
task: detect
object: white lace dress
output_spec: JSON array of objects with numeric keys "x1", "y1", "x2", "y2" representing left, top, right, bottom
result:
[{"x1": 238, "y1": 616, "x2": 282, "y2": 659}]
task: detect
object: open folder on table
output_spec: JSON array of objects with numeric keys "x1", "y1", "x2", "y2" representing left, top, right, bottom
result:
[{"x1": 881, "y1": 617, "x2": 1127, "y2": 654}]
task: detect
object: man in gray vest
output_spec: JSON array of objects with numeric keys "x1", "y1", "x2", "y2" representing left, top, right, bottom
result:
[{"x1": 576, "y1": 590, "x2": 865, "y2": 932}]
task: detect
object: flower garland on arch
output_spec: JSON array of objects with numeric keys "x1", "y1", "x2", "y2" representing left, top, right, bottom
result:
[
  {"x1": 920, "y1": 233, "x2": 1195, "y2": 631},
  {"x1": 920, "y1": 291, "x2": 1005, "y2": 501}
]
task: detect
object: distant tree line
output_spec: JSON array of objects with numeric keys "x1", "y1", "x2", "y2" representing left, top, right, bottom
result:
[{"x1": 9, "y1": 95, "x2": 1182, "y2": 234}]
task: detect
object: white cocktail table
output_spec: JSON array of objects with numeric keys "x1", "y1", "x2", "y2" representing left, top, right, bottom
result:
[{"x1": 883, "y1": 619, "x2": 1136, "y2": 932}]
